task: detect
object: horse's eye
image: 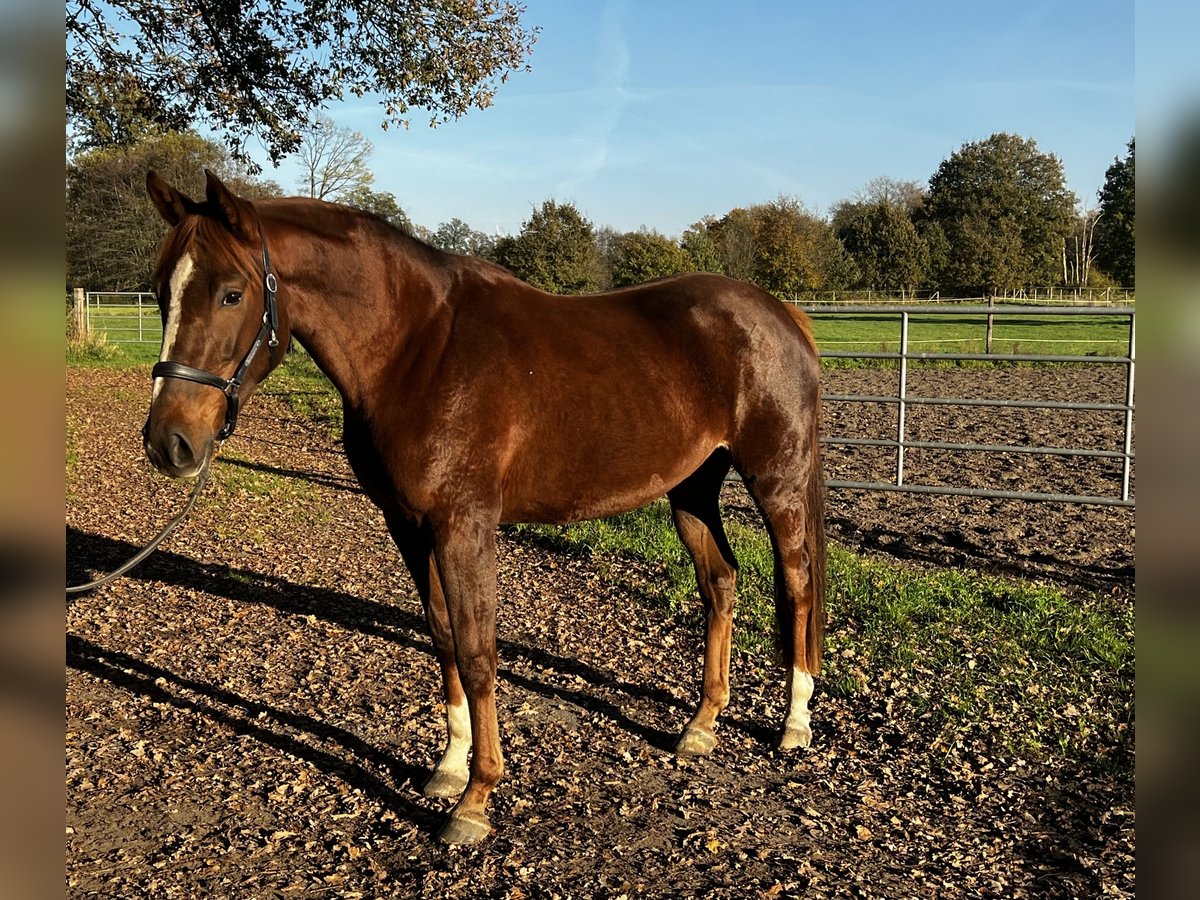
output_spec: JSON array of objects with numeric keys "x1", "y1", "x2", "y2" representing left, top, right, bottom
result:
[{"x1": 222, "y1": 291, "x2": 243, "y2": 306}]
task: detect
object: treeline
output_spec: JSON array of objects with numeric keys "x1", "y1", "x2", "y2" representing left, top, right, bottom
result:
[{"x1": 66, "y1": 129, "x2": 1134, "y2": 296}]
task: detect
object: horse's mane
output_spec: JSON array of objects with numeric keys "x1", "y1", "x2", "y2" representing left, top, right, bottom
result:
[
  {"x1": 154, "y1": 211, "x2": 261, "y2": 286},
  {"x1": 255, "y1": 196, "x2": 516, "y2": 284}
]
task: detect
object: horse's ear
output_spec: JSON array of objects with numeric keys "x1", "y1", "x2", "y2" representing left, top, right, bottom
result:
[
  {"x1": 204, "y1": 168, "x2": 256, "y2": 241},
  {"x1": 146, "y1": 171, "x2": 198, "y2": 225}
]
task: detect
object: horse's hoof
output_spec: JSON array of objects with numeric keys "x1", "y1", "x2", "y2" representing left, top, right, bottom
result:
[
  {"x1": 675, "y1": 726, "x2": 718, "y2": 757},
  {"x1": 779, "y1": 724, "x2": 813, "y2": 750},
  {"x1": 423, "y1": 770, "x2": 468, "y2": 799},
  {"x1": 438, "y1": 810, "x2": 492, "y2": 846}
]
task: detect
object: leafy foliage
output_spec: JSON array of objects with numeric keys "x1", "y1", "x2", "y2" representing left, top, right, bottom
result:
[
  {"x1": 688, "y1": 199, "x2": 853, "y2": 296},
  {"x1": 429, "y1": 218, "x2": 497, "y2": 257},
  {"x1": 492, "y1": 200, "x2": 604, "y2": 294},
  {"x1": 66, "y1": 0, "x2": 538, "y2": 164},
  {"x1": 609, "y1": 230, "x2": 692, "y2": 287},
  {"x1": 833, "y1": 199, "x2": 930, "y2": 295},
  {"x1": 922, "y1": 133, "x2": 1077, "y2": 292},
  {"x1": 679, "y1": 222, "x2": 724, "y2": 274},
  {"x1": 748, "y1": 197, "x2": 830, "y2": 294},
  {"x1": 338, "y1": 185, "x2": 414, "y2": 232},
  {"x1": 66, "y1": 131, "x2": 281, "y2": 291},
  {"x1": 1094, "y1": 139, "x2": 1135, "y2": 286}
]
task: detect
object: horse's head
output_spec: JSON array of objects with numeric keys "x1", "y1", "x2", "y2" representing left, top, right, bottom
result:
[{"x1": 142, "y1": 170, "x2": 289, "y2": 477}]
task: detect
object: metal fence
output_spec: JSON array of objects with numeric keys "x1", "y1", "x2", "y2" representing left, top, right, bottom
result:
[
  {"x1": 784, "y1": 285, "x2": 1134, "y2": 307},
  {"x1": 803, "y1": 304, "x2": 1135, "y2": 507},
  {"x1": 85, "y1": 292, "x2": 160, "y2": 343},
  {"x1": 78, "y1": 289, "x2": 1134, "y2": 507}
]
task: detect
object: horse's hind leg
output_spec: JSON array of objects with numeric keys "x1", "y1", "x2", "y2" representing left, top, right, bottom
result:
[
  {"x1": 735, "y1": 442, "x2": 826, "y2": 750},
  {"x1": 385, "y1": 514, "x2": 471, "y2": 799},
  {"x1": 668, "y1": 450, "x2": 739, "y2": 756}
]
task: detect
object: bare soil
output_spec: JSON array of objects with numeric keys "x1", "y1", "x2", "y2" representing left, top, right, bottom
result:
[{"x1": 66, "y1": 364, "x2": 1134, "y2": 898}]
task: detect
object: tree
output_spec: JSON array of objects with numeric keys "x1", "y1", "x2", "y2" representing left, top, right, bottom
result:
[
  {"x1": 705, "y1": 209, "x2": 757, "y2": 282},
  {"x1": 748, "y1": 197, "x2": 850, "y2": 295},
  {"x1": 684, "y1": 200, "x2": 853, "y2": 295},
  {"x1": 339, "y1": 185, "x2": 413, "y2": 232},
  {"x1": 608, "y1": 230, "x2": 692, "y2": 287},
  {"x1": 66, "y1": 131, "x2": 281, "y2": 291},
  {"x1": 833, "y1": 198, "x2": 930, "y2": 295},
  {"x1": 493, "y1": 200, "x2": 603, "y2": 294},
  {"x1": 296, "y1": 115, "x2": 374, "y2": 201},
  {"x1": 66, "y1": 0, "x2": 538, "y2": 164},
  {"x1": 1094, "y1": 138, "x2": 1135, "y2": 286},
  {"x1": 1062, "y1": 210, "x2": 1106, "y2": 287},
  {"x1": 680, "y1": 221, "x2": 723, "y2": 273},
  {"x1": 854, "y1": 176, "x2": 926, "y2": 215},
  {"x1": 923, "y1": 133, "x2": 1077, "y2": 293},
  {"x1": 430, "y1": 218, "x2": 497, "y2": 257}
]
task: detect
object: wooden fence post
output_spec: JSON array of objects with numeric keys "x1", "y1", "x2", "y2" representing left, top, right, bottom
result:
[{"x1": 71, "y1": 287, "x2": 89, "y2": 338}]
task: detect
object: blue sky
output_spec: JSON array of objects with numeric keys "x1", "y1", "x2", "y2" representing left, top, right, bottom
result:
[{"x1": 251, "y1": 0, "x2": 1134, "y2": 237}]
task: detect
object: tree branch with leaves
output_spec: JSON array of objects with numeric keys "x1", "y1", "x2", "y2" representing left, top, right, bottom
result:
[{"x1": 67, "y1": 0, "x2": 538, "y2": 165}]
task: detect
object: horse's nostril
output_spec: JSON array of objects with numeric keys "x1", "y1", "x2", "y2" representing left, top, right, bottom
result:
[{"x1": 167, "y1": 431, "x2": 195, "y2": 469}]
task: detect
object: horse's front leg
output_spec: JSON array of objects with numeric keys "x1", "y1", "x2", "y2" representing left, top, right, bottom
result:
[
  {"x1": 384, "y1": 514, "x2": 471, "y2": 799},
  {"x1": 431, "y1": 513, "x2": 503, "y2": 845}
]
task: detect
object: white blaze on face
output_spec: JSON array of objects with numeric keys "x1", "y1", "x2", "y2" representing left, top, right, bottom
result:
[{"x1": 152, "y1": 252, "x2": 195, "y2": 400}]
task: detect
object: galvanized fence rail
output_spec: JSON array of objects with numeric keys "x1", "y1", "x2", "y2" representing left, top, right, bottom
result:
[
  {"x1": 77, "y1": 289, "x2": 1135, "y2": 507},
  {"x1": 802, "y1": 304, "x2": 1135, "y2": 507},
  {"x1": 85, "y1": 292, "x2": 160, "y2": 343}
]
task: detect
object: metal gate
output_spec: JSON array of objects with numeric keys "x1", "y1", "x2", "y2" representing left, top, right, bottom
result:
[
  {"x1": 85, "y1": 292, "x2": 160, "y2": 343},
  {"x1": 805, "y1": 304, "x2": 1135, "y2": 507}
]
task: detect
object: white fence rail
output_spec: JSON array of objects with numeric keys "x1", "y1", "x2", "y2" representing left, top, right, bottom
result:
[{"x1": 84, "y1": 292, "x2": 160, "y2": 343}]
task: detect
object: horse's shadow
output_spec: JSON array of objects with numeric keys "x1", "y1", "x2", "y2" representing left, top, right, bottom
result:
[
  {"x1": 66, "y1": 631, "x2": 441, "y2": 834},
  {"x1": 216, "y1": 455, "x2": 365, "y2": 495},
  {"x1": 67, "y1": 527, "x2": 713, "y2": 832}
]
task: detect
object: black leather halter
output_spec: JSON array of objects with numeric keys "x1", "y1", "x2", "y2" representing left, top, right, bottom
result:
[{"x1": 151, "y1": 224, "x2": 281, "y2": 441}]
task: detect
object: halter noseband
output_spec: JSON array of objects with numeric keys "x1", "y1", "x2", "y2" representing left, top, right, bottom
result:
[{"x1": 150, "y1": 224, "x2": 281, "y2": 441}]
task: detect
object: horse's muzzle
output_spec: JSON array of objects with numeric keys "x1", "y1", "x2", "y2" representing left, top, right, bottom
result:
[{"x1": 143, "y1": 416, "x2": 212, "y2": 479}]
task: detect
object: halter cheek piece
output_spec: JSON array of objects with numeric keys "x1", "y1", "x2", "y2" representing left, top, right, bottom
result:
[{"x1": 150, "y1": 225, "x2": 281, "y2": 441}]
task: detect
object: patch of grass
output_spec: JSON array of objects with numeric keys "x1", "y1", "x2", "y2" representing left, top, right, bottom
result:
[
  {"x1": 208, "y1": 451, "x2": 330, "y2": 530},
  {"x1": 66, "y1": 333, "x2": 160, "y2": 368},
  {"x1": 261, "y1": 347, "x2": 343, "y2": 439},
  {"x1": 507, "y1": 501, "x2": 1133, "y2": 772},
  {"x1": 812, "y1": 311, "x2": 1132, "y2": 369},
  {"x1": 66, "y1": 329, "x2": 126, "y2": 365}
]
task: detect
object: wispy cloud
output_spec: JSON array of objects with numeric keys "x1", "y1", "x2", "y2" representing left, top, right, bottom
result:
[{"x1": 556, "y1": 0, "x2": 632, "y2": 196}]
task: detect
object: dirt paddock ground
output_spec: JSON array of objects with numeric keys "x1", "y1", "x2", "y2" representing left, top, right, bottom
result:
[{"x1": 67, "y1": 364, "x2": 1134, "y2": 898}]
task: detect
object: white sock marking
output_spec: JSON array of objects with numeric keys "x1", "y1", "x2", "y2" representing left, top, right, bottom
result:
[
  {"x1": 785, "y1": 666, "x2": 814, "y2": 733},
  {"x1": 437, "y1": 699, "x2": 472, "y2": 782}
]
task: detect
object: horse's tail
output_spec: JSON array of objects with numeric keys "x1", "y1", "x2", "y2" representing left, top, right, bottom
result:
[
  {"x1": 803, "y1": 425, "x2": 827, "y2": 672},
  {"x1": 782, "y1": 301, "x2": 820, "y2": 359},
  {"x1": 783, "y1": 300, "x2": 826, "y2": 672}
]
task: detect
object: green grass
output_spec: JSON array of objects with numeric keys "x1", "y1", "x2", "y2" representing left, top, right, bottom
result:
[
  {"x1": 810, "y1": 312, "x2": 1132, "y2": 363},
  {"x1": 258, "y1": 348, "x2": 344, "y2": 439},
  {"x1": 506, "y1": 500, "x2": 1133, "y2": 772},
  {"x1": 206, "y1": 450, "x2": 330, "y2": 535},
  {"x1": 75, "y1": 307, "x2": 1132, "y2": 373}
]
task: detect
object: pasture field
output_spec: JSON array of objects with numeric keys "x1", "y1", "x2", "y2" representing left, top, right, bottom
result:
[
  {"x1": 74, "y1": 302, "x2": 1133, "y2": 366},
  {"x1": 808, "y1": 311, "x2": 1133, "y2": 360}
]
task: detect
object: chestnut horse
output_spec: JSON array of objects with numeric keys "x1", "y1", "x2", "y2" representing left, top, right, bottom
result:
[{"x1": 142, "y1": 170, "x2": 826, "y2": 845}]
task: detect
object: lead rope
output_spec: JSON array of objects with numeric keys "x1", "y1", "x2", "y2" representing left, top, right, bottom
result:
[{"x1": 66, "y1": 452, "x2": 213, "y2": 595}]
